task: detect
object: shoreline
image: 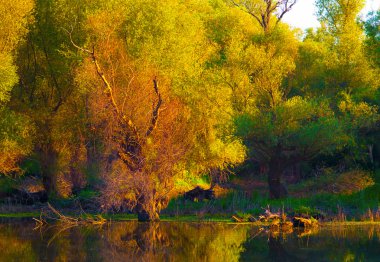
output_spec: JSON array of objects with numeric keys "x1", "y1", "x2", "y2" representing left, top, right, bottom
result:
[{"x1": 2, "y1": 211, "x2": 380, "y2": 225}]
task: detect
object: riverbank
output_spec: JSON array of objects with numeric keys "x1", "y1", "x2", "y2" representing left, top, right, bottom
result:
[
  {"x1": 2, "y1": 205, "x2": 380, "y2": 225},
  {"x1": 1, "y1": 170, "x2": 379, "y2": 223}
]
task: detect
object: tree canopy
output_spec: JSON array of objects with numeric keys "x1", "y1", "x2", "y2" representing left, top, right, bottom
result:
[{"x1": 0, "y1": 0, "x2": 379, "y2": 220}]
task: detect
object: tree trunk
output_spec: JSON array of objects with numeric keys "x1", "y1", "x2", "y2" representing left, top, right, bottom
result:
[
  {"x1": 135, "y1": 195, "x2": 162, "y2": 222},
  {"x1": 40, "y1": 141, "x2": 58, "y2": 196},
  {"x1": 137, "y1": 208, "x2": 160, "y2": 222},
  {"x1": 41, "y1": 148, "x2": 57, "y2": 195},
  {"x1": 268, "y1": 157, "x2": 288, "y2": 199}
]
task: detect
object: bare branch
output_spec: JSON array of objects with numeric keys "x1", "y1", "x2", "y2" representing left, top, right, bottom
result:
[
  {"x1": 230, "y1": 0, "x2": 298, "y2": 32},
  {"x1": 230, "y1": 0, "x2": 264, "y2": 28},
  {"x1": 276, "y1": 0, "x2": 297, "y2": 25},
  {"x1": 63, "y1": 27, "x2": 92, "y2": 55},
  {"x1": 65, "y1": 29, "x2": 143, "y2": 171},
  {"x1": 64, "y1": 28, "x2": 122, "y2": 116},
  {"x1": 146, "y1": 77, "x2": 163, "y2": 137}
]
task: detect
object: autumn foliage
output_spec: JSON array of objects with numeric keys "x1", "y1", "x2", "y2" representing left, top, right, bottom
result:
[{"x1": 0, "y1": 0, "x2": 379, "y2": 221}]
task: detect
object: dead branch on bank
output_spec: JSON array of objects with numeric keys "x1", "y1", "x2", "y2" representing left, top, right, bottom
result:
[
  {"x1": 259, "y1": 205, "x2": 281, "y2": 221},
  {"x1": 33, "y1": 203, "x2": 107, "y2": 227}
]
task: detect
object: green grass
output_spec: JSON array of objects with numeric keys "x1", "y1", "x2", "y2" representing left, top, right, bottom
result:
[
  {"x1": 76, "y1": 189, "x2": 100, "y2": 199},
  {"x1": 0, "y1": 212, "x2": 39, "y2": 218},
  {"x1": 103, "y1": 213, "x2": 136, "y2": 221},
  {"x1": 163, "y1": 170, "x2": 380, "y2": 221},
  {"x1": 1, "y1": 170, "x2": 379, "y2": 223}
]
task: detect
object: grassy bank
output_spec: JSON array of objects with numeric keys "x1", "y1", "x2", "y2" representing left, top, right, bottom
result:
[
  {"x1": 1, "y1": 170, "x2": 379, "y2": 223},
  {"x1": 162, "y1": 170, "x2": 380, "y2": 222}
]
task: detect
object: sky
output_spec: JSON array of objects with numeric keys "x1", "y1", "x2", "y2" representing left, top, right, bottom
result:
[{"x1": 282, "y1": 0, "x2": 380, "y2": 30}]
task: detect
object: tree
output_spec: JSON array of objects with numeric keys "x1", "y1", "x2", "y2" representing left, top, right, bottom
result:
[
  {"x1": 364, "y1": 10, "x2": 380, "y2": 68},
  {"x1": 13, "y1": 0, "x2": 92, "y2": 196},
  {"x1": 0, "y1": 0, "x2": 34, "y2": 175},
  {"x1": 293, "y1": 0, "x2": 380, "y2": 168},
  {"x1": 72, "y1": 0, "x2": 246, "y2": 220},
  {"x1": 313, "y1": 0, "x2": 379, "y2": 98},
  {"x1": 212, "y1": 2, "x2": 302, "y2": 198},
  {"x1": 223, "y1": 0, "x2": 379, "y2": 198},
  {"x1": 235, "y1": 97, "x2": 349, "y2": 198}
]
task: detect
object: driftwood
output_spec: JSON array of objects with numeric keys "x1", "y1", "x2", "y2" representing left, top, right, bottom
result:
[
  {"x1": 232, "y1": 206, "x2": 282, "y2": 223},
  {"x1": 232, "y1": 215, "x2": 244, "y2": 223},
  {"x1": 259, "y1": 206, "x2": 281, "y2": 222},
  {"x1": 293, "y1": 216, "x2": 318, "y2": 228},
  {"x1": 33, "y1": 203, "x2": 107, "y2": 227},
  {"x1": 232, "y1": 205, "x2": 318, "y2": 231}
]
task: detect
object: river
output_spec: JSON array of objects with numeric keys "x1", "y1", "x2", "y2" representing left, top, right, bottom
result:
[{"x1": 0, "y1": 220, "x2": 379, "y2": 261}]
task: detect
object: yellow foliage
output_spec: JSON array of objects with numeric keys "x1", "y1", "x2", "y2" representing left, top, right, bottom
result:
[
  {"x1": 333, "y1": 170, "x2": 374, "y2": 195},
  {"x1": 0, "y1": 0, "x2": 34, "y2": 52}
]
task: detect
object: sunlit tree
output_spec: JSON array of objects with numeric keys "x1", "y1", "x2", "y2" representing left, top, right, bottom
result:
[{"x1": 0, "y1": 0, "x2": 35, "y2": 175}]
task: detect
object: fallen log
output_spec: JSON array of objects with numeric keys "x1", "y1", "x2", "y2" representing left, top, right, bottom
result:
[
  {"x1": 232, "y1": 215, "x2": 244, "y2": 223},
  {"x1": 34, "y1": 203, "x2": 107, "y2": 226},
  {"x1": 260, "y1": 205, "x2": 280, "y2": 221}
]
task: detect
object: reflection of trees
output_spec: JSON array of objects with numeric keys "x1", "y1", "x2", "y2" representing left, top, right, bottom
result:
[
  {"x1": 268, "y1": 236, "x2": 298, "y2": 262},
  {"x1": 0, "y1": 221, "x2": 101, "y2": 261},
  {"x1": 101, "y1": 222, "x2": 171, "y2": 261},
  {"x1": 0, "y1": 223, "x2": 37, "y2": 261},
  {"x1": 2, "y1": 221, "x2": 380, "y2": 261},
  {"x1": 242, "y1": 225, "x2": 380, "y2": 261},
  {"x1": 100, "y1": 222, "x2": 250, "y2": 261}
]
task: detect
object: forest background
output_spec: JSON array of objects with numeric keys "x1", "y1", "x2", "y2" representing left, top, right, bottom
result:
[{"x1": 0, "y1": 0, "x2": 380, "y2": 221}]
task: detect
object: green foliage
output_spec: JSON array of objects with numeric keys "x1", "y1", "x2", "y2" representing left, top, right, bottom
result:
[
  {"x1": 300, "y1": 0, "x2": 379, "y2": 100},
  {"x1": 0, "y1": 176, "x2": 16, "y2": 194},
  {"x1": 316, "y1": 0, "x2": 365, "y2": 33},
  {"x1": 236, "y1": 97, "x2": 349, "y2": 163},
  {"x1": 0, "y1": 110, "x2": 34, "y2": 175},
  {"x1": 0, "y1": 54, "x2": 18, "y2": 105},
  {"x1": 0, "y1": 109, "x2": 35, "y2": 172},
  {"x1": 0, "y1": 0, "x2": 34, "y2": 53},
  {"x1": 0, "y1": 1, "x2": 35, "y2": 175},
  {"x1": 364, "y1": 10, "x2": 380, "y2": 67},
  {"x1": 0, "y1": 0, "x2": 379, "y2": 211},
  {"x1": 76, "y1": 189, "x2": 100, "y2": 200}
]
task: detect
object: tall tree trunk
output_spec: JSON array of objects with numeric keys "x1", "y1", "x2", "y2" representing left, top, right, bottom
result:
[
  {"x1": 38, "y1": 119, "x2": 58, "y2": 196},
  {"x1": 135, "y1": 195, "x2": 162, "y2": 222},
  {"x1": 40, "y1": 142, "x2": 58, "y2": 196},
  {"x1": 267, "y1": 157, "x2": 288, "y2": 199}
]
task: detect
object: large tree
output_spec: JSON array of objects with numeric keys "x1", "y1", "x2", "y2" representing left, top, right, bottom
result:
[
  {"x1": 225, "y1": 0, "x2": 379, "y2": 198},
  {"x1": 13, "y1": 0, "x2": 93, "y2": 196},
  {"x1": 216, "y1": 0, "x2": 303, "y2": 198},
  {"x1": 0, "y1": 0, "x2": 35, "y2": 175},
  {"x1": 73, "y1": 0, "x2": 245, "y2": 221},
  {"x1": 235, "y1": 97, "x2": 349, "y2": 198}
]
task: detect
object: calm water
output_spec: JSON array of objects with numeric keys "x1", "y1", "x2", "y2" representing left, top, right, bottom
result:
[{"x1": 0, "y1": 220, "x2": 379, "y2": 261}]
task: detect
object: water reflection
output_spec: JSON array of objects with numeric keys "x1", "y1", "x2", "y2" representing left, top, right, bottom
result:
[{"x1": 0, "y1": 220, "x2": 379, "y2": 261}]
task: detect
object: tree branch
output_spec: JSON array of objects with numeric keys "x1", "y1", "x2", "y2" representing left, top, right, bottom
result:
[
  {"x1": 65, "y1": 28, "x2": 143, "y2": 171},
  {"x1": 146, "y1": 77, "x2": 162, "y2": 137},
  {"x1": 64, "y1": 27, "x2": 121, "y2": 116},
  {"x1": 276, "y1": 0, "x2": 297, "y2": 25}
]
